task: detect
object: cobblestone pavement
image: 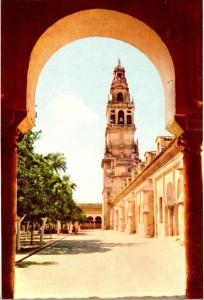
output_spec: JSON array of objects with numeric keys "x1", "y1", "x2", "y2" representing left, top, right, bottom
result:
[{"x1": 14, "y1": 229, "x2": 186, "y2": 299}]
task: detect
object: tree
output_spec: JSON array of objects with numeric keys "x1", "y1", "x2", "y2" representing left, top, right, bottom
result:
[
  {"x1": 17, "y1": 130, "x2": 81, "y2": 247},
  {"x1": 17, "y1": 131, "x2": 43, "y2": 248},
  {"x1": 44, "y1": 153, "x2": 67, "y2": 174}
]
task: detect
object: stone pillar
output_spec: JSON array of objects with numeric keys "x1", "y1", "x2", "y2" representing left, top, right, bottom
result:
[
  {"x1": 110, "y1": 209, "x2": 114, "y2": 230},
  {"x1": 114, "y1": 208, "x2": 119, "y2": 231},
  {"x1": 178, "y1": 132, "x2": 203, "y2": 298},
  {"x1": 102, "y1": 200, "x2": 111, "y2": 230},
  {"x1": 2, "y1": 126, "x2": 19, "y2": 299},
  {"x1": 118, "y1": 203, "x2": 125, "y2": 232},
  {"x1": 134, "y1": 198, "x2": 138, "y2": 233},
  {"x1": 164, "y1": 205, "x2": 169, "y2": 236},
  {"x1": 126, "y1": 193, "x2": 136, "y2": 234},
  {"x1": 143, "y1": 190, "x2": 154, "y2": 237}
]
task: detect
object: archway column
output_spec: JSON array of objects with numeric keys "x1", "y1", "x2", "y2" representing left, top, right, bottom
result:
[
  {"x1": 126, "y1": 192, "x2": 136, "y2": 234},
  {"x1": 115, "y1": 109, "x2": 118, "y2": 124},
  {"x1": 113, "y1": 207, "x2": 119, "y2": 231},
  {"x1": 2, "y1": 125, "x2": 19, "y2": 299},
  {"x1": 178, "y1": 131, "x2": 203, "y2": 299},
  {"x1": 143, "y1": 190, "x2": 154, "y2": 238},
  {"x1": 118, "y1": 203, "x2": 125, "y2": 232},
  {"x1": 110, "y1": 209, "x2": 114, "y2": 230}
]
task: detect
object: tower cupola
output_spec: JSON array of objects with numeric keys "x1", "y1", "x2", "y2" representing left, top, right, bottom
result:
[{"x1": 110, "y1": 59, "x2": 130, "y2": 103}]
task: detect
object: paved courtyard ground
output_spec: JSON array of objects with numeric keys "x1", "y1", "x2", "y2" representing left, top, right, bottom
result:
[{"x1": 14, "y1": 229, "x2": 186, "y2": 299}]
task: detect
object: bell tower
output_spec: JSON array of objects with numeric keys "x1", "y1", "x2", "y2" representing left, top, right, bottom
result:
[{"x1": 101, "y1": 60, "x2": 139, "y2": 229}]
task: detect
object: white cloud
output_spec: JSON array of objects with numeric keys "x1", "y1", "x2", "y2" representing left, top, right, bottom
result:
[{"x1": 48, "y1": 94, "x2": 98, "y2": 124}]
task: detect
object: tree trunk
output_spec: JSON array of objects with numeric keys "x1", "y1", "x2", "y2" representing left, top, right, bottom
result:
[
  {"x1": 25, "y1": 221, "x2": 30, "y2": 233},
  {"x1": 33, "y1": 221, "x2": 36, "y2": 231},
  {"x1": 30, "y1": 221, "x2": 34, "y2": 245},
  {"x1": 16, "y1": 215, "x2": 25, "y2": 251},
  {"x1": 57, "y1": 220, "x2": 61, "y2": 235},
  {"x1": 49, "y1": 223, "x2": 52, "y2": 238},
  {"x1": 40, "y1": 217, "x2": 47, "y2": 245},
  {"x1": 67, "y1": 222, "x2": 72, "y2": 234}
]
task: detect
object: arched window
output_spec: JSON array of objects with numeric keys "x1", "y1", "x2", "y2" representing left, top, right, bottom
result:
[
  {"x1": 117, "y1": 92, "x2": 123, "y2": 102},
  {"x1": 110, "y1": 114, "x2": 115, "y2": 124},
  {"x1": 127, "y1": 114, "x2": 132, "y2": 124},
  {"x1": 110, "y1": 110, "x2": 115, "y2": 124},
  {"x1": 118, "y1": 110, "x2": 124, "y2": 124}
]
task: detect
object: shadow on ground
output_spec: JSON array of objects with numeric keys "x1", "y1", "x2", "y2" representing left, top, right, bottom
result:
[
  {"x1": 16, "y1": 261, "x2": 58, "y2": 268},
  {"x1": 16, "y1": 296, "x2": 185, "y2": 299},
  {"x1": 36, "y1": 239, "x2": 145, "y2": 255}
]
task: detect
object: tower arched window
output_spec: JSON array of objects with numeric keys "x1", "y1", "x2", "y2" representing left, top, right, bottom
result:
[
  {"x1": 110, "y1": 110, "x2": 115, "y2": 124},
  {"x1": 110, "y1": 114, "x2": 115, "y2": 124},
  {"x1": 127, "y1": 114, "x2": 132, "y2": 124},
  {"x1": 117, "y1": 92, "x2": 123, "y2": 102},
  {"x1": 118, "y1": 110, "x2": 124, "y2": 124}
]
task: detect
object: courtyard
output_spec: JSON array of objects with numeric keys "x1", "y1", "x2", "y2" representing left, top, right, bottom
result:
[{"x1": 15, "y1": 229, "x2": 185, "y2": 299}]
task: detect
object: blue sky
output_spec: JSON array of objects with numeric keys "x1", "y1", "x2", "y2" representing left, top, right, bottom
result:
[{"x1": 34, "y1": 37, "x2": 170, "y2": 203}]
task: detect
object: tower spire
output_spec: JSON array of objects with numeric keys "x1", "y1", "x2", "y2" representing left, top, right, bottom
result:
[{"x1": 110, "y1": 60, "x2": 129, "y2": 97}]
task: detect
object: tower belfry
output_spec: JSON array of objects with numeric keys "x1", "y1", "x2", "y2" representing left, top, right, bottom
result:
[{"x1": 101, "y1": 60, "x2": 139, "y2": 229}]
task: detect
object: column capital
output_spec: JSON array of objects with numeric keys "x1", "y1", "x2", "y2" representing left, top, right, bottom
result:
[
  {"x1": 178, "y1": 131, "x2": 202, "y2": 154},
  {"x1": 2, "y1": 126, "x2": 20, "y2": 149}
]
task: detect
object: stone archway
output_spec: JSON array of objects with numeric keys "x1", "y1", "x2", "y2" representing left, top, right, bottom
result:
[
  {"x1": 2, "y1": 5, "x2": 203, "y2": 299},
  {"x1": 22, "y1": 9, "x2": 176, "y2": 135}
]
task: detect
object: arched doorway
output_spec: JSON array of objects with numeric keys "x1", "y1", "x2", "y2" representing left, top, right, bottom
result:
[
  {"x1": 95, "y1": 216, "x2": 102, "y2": 229},
  {"x1": 87, "y1": 216, "x2": 94, "y2": 229}
]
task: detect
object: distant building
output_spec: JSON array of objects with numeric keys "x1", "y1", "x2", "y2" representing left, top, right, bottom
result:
[
  {"x1": 78, "y1": 203, "x2": 102, "y2": 229},
  {"x1": 102, "y1": 62, "x2": 184, "y2": 243}
]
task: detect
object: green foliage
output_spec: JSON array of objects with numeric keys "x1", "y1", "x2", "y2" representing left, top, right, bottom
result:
[{"x1": 17, "y1": 130, "x2": 82, "y2": 223}]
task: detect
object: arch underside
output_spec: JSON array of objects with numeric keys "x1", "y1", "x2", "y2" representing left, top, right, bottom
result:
[{"x1": 22, "y1": 9, "x2": 176, "y2": 135}]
